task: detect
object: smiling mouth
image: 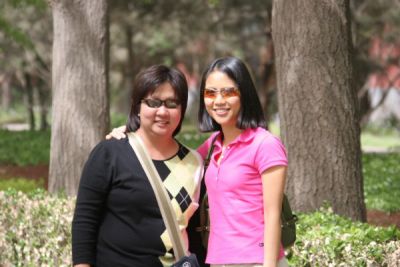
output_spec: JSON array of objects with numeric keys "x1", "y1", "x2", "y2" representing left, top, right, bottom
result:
[
  {"x1": 213, "y1": 108, "x2": 229, "y2": 115},
  {"x1": 155, "y1": 120, "x2": 169, "y2": 125}
]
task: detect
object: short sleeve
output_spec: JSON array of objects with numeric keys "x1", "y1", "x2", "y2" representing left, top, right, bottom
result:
[{"x1": 255, "y1": 134, "x2": 288, "y2": 174}]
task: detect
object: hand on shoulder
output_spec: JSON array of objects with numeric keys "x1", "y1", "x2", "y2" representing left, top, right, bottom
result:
[{"x1": 106, "y1": 125, "x2": 127, "y2": 140}]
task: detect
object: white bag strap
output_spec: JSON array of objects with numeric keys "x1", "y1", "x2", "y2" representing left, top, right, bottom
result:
[{"x1": 127, "y1": 132, "x2": 186, "y2": 260}]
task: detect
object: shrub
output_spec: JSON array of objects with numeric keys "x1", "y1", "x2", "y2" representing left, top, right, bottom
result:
[
  {"x1": 289, "y1": 207, "x2": 400, "y2": 266},
  {"x1": 0, "y1": 130, "x2": 50, "y2": 166},
  {"x1": 0, "y1": 189, "x2": 74, "y2": 267},
  {"x1": 0, "y1": 190, "x2": 399, "y2": 266}
]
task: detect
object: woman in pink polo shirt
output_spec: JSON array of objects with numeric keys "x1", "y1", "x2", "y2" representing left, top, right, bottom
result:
[
  {"x1": 196, "y1": 57, "x2": 289, "y2": 267},
  {"x1": 107, "y1": 57, "x2": 289, "y2": 267}
]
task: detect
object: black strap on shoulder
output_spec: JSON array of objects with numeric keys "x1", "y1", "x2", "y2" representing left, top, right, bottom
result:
[{"x1": 203, "y1": 134, "x2": 218, "y2": 176}]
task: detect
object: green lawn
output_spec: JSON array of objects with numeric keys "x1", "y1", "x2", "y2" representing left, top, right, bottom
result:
[{"x1": 361, "y1": 132, "x2": 400, "y2": 151}]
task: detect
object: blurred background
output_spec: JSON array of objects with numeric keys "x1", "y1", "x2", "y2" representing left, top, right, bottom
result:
[{"x1": 0, "y1": 0, "x2": 399, "y2": 147}]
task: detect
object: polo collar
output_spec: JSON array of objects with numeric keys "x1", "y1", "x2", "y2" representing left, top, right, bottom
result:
[{"x1": 215, "y1": 127, "x2": 259, "y2": 147}]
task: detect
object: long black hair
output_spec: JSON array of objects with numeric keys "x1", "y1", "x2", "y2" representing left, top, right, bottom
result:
[{"x1": 198, "y1": 57, "x2": 266, "y2": 132}]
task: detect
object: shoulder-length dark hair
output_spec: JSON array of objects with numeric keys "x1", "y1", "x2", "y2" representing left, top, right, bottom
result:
[
  {"x1": 198, "y1": 57, "x2": 266, "y2": 132},
  {"x1": 126, "y1": 65, "x2": 188, "y2": 136}
]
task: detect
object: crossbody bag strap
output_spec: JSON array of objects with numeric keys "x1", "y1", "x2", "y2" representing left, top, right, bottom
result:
[
  {"x1": 203, "y1": 134, "x2": 219, "y2": 175},
  {"x1": 197, "y1": 133, "x2": 218, "y2": 231},
  {"x1": 127, "y1": 132, "x2": 186, "y2": 260}
]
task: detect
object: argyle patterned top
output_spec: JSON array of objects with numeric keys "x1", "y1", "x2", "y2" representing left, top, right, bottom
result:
[{"x1": 72, "y1": 137, "x2": 203, "y2": 267}]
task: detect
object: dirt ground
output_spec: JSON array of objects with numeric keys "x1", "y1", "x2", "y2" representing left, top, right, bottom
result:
[{"x1": 0, "y1": 164, "x2": 399, "y2": 229}]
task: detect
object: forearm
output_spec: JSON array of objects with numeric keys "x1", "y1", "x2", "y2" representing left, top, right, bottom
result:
[
  {"x1": 261, "y1": 166, "x2": 287, "y2": 267},
  {"x1": 263, "y1": 211, "x2": 281, "y2": 267}
]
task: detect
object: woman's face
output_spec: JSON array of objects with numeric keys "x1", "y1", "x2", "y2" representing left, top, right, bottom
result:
[
  {"x1": 204, "y1": 71, "x2": 241, "y2": 129},
  {"x1": 139, "y1": 82, "x2": 182, "y2": 138}
]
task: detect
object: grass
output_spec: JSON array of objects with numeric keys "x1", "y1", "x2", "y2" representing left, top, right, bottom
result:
[
  {"x1": 361, "y1": 132, "x2": 400, "y2": 150},
  {"x1": 0, "y1": 106, "x2": 27, "y2": 125},
  {"x1": 363, "y1": 153, "x2": 400, "y2": 212},
  {"x1": 0, "y1": 177, "x2": 44, "y2": 193}
]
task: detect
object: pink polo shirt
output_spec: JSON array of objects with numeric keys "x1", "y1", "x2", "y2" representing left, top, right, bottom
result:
[{"x1": 197, "y1": 127, "x2": 287, "y2": 264}]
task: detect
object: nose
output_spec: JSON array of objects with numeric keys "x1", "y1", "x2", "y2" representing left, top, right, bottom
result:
[
  {"x1": 214, "y1": 92, "x2": 226, "y2": 105},
  {"x1": 156, "y1": 105, "x2": 169, "y2": 115}
]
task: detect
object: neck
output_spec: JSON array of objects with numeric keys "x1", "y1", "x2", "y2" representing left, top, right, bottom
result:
[
  {"x1": 135, "y1": 129, "x2": 178, "y2": 160},
  {"x1": 221, "y1": 125, "x2": 243, "y2": 146}
]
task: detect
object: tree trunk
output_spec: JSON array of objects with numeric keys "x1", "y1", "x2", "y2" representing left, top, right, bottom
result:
[
  {"x1": 24, "y1": 72, "x2": 35, "y2": 131},
  {"x1": 49, "y1": 0, "x2": 110, "y2": 196},
  {"x1": 259, "y1": 29, "x2": 277, "y2": 127},
  {"x1": 1, "y1": 73, "x2": 12, "y2": 110},
  {"x1": 37, "y1": 78, "x2": 49, "y2": 131},
  {"x1": 272, "y1": 0, "x2": 366, "y2": 221}
]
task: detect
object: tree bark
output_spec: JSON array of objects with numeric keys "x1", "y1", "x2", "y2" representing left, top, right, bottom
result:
[
  {"x1": 272, "y1": 0, "x2": 366, "y2": 221},
  {"x1": 49, "y1": 0, "x2": 110, "y2": 196}
]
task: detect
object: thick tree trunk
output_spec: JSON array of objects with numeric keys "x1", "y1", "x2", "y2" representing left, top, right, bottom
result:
[
  {"x1": 49, "y1": 0, "x2": 110, "y2": 196},
  {"x1": 272, "y1": 0, "x2": 366, "y2": 221}
]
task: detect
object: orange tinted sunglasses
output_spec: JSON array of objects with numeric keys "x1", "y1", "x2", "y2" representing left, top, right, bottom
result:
[{"x1": 204, "y1": 87, "x2": 240, "y2": 99}]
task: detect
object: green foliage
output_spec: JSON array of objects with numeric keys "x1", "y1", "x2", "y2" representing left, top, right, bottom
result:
[
  {"x1": 289, "y1": 207, "x2": 400, "y2": 266},
  {"x1": 0, "y1": 191, "x2": 398, "y2": 266},
  {"x1": 0, "y1": 130, "x2": 50, "y2": 166},
  {"x1": 0, "y1": 17, "x2": 34, "y2": 49},
  {"x1": 0, "y1": 189, "x2": 73, "y2": 267},
  {"x1": 0, "y1": 177, "x2": 44, "y2": 192},
  {"x1": 110, "y1": 112, "x2": 128, "y2": 129},
  {"x1": 176, "y1": 129, "x2": 209, "y2": 149},
  {"x1": 4, "y1": 0, "x2": 47, "y2": 10},
  {"x1": 0, "y1": 0, "x2": 47, "y2": 50},
  {"x1": 363, "y1": 153, "x2": 400, "y2": 212}
]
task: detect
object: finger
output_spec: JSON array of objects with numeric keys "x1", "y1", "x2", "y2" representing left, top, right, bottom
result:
[
  {"x1": 111, "y1": 130, "x2": 124, "y2": 139},
  {"x1": 117, "y1": 125, "x2": 126, "y2": 132}
]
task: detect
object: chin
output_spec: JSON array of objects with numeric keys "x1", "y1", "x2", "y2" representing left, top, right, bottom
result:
[{"x1": 152, "y1": 128, "x2": 174, "y2": 137}]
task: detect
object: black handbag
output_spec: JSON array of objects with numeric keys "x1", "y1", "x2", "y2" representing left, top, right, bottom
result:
[
  {"x1": 128, "y1": 133, "x2": 200, "y2": 267},
  {"x1": 280, "y1": 194, "x2": 298, "y2": 248},
  {"x1": 171, "y1": 253, "x2": 200, "y2": 267},
  {"x1": 196, "y1": 135, "x2": 298, "y2": 249}
]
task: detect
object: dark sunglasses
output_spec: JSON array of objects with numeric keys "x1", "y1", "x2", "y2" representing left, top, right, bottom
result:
[
  {"x1": 141, "y1": 98, "x2": 180, "y2": 109},
  {"x1": 204, "y1": 87, "x2": 240, "y2": 99}
]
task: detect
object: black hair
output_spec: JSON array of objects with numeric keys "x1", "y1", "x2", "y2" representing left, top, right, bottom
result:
[
  {"x1": 198, "y1": 57, "x2": 266, "y2": 132},
  {"x1": 126, "y1": 65, "x2": 188, "y2": 136}
]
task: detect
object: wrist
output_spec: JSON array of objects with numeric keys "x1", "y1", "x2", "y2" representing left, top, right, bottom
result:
[{"x1": 263, "y1": 258, "x2": 277, "y2": 267}]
